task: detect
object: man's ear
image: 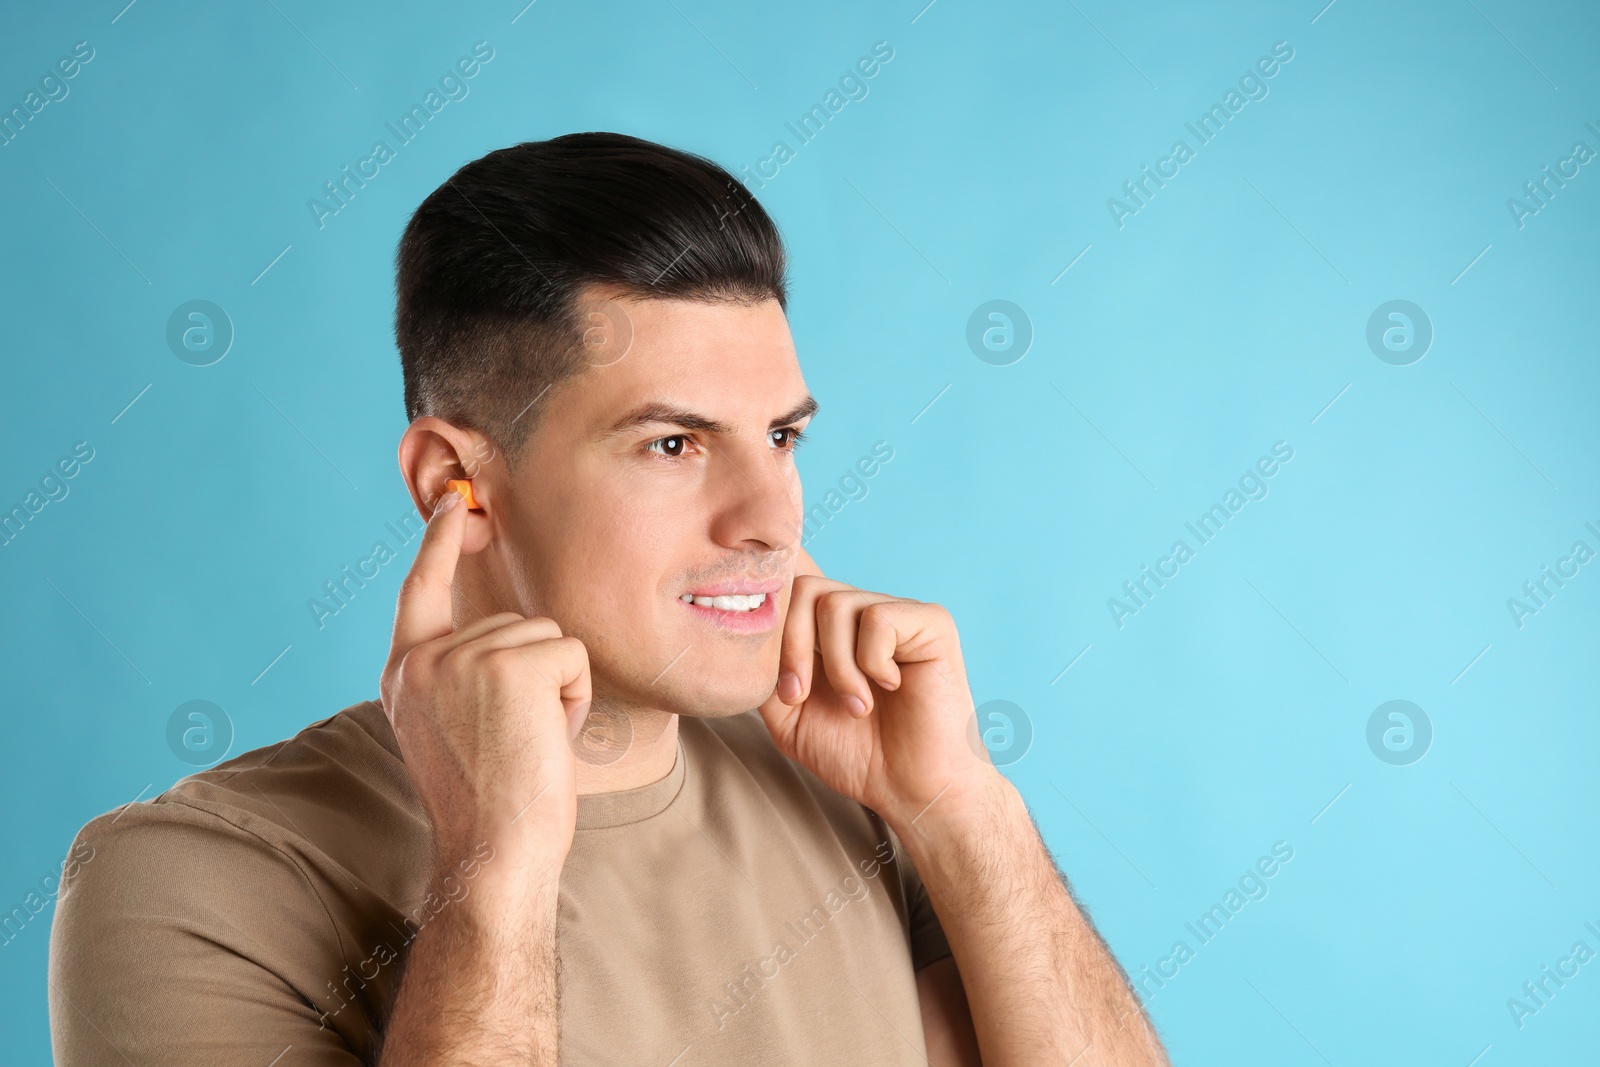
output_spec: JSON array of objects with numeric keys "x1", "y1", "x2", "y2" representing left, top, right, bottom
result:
[{"x1": 397, "y1": 416, "x2": 498, "y2": 555}]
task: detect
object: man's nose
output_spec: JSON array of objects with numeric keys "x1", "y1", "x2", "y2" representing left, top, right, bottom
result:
[{"x1": 708, "y1": 442, "x2": 802, "y2": 553}]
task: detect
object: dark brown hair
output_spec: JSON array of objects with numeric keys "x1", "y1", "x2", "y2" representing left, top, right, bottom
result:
[{"x1": 395, "y1": 132, "x2": 788, "y2": 469}]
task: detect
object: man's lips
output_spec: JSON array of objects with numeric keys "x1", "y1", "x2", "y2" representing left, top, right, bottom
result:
[
  {"x1": 678, "y1": 583, "x2": 780, "y2": 633},
  {"x1": 682, "y1": 577, "x2": 784, "y2": 598}
]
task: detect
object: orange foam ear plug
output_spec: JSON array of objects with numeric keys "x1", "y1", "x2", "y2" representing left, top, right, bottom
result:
[{"x1": 443, "y1": 479, "x2": 481, "y2": 510}]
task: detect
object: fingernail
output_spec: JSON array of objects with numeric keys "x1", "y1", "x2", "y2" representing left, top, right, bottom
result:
[
  {"x1": 435, "y1": 490, "x2": 462, "y2": 516},
  {"x1": 779, "y1": 671, "x2": 801, "y2": 704},
  {"x1": 844, "y1": 694, "x2": 867, "y2": 717}
]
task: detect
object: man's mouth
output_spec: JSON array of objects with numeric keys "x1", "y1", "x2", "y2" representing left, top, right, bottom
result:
[
  {"x1": 677, "y1": 577, "x2": 784, "y2": 630},
  {"x1": 677, "y1": 592, "x2": 768, "y2": 613}
]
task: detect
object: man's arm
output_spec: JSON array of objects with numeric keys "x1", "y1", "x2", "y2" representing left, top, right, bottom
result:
[
  {"x1": 48, "y1": 806, "x2": 371, "y2": 1067},
  {"x1": 892, "y1": 771, "x2": 1168, "y2": 1066},
  {"x1": 374, "y1": 484, "x2": 589, "y2": 1064},
  {"x1": 917, "y1": 956, "x2": 983, "y2": 1066},
  {"x1": 375, "y1": 857, "x2": 561, "y2": 1065}
]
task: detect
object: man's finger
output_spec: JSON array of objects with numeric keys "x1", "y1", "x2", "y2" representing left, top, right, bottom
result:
[
  {"x1": 854, "y1": 601, "x2": 906, "y2": 693},
  {"x1": 390, "y1": 489, "x2": 467, "y2": 657},
  {"x1": 779, "y1": 574, "x2": 829, "y2": 703},
  {"x1": 441, "y1": 611, "x2": 559, "y2": 653},
  {"x1": 452, "y1": 616, "x2": 565, "y2": 658},
  {"x1": 533, "y1": 634, "x2": 594, "y2": 724},
  {"x1": 816, "y1": 590, "x2": 884, "y2": 716}
]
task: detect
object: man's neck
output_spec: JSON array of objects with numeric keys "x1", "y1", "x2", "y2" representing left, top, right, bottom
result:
[{"x1": 573, "y1": 702, "x2": 680, "y2": 795}]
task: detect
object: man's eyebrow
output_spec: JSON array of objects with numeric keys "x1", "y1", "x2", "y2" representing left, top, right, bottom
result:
[{"x1": 598, "y1": 395, "x2": 819, "y2": 439}]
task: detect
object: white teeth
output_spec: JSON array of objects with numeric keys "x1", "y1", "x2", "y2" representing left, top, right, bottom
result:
[{"x1": 680, "y1": 592, "x2": 767, "y2": 612}]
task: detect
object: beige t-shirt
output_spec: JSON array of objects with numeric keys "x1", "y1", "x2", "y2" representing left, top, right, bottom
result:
[{"x1": 49, "y1": 698, "x2": 952, "y2": 1065}]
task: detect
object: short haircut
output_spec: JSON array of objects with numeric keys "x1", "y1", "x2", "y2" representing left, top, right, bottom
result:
[{"x1": 395, "y1": 132, "x2": 789, "y2": 471}]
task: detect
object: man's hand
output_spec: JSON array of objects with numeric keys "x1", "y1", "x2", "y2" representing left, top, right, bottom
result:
[
  {"x1": 379, "y1": 487, "x2": 593, "y2": 876},
  {"x1": 373, "y1": 486, "x2": 587, "y2": 1065},
  {"x1": 775, "y1": 549, "x2": 1170, "y2": 1067},
  {"x1": 758, "y1": 550, "x2": 994, "y2": 830}
]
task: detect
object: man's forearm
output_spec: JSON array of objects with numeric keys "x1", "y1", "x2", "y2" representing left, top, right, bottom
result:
[
  {"x1": 890, "y1": 772, "x2": 1168, "y2": 1066},
  {"x1": 377, "y1": 862, "x2": 562, "y2": 1066}
]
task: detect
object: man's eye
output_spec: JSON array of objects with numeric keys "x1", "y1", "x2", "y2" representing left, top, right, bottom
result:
[
  {"x1": 773, "y1": 427, "x2": 808, "y2": 450},
  {"x1": 646, "y1": 435, "x2": 691, "y2": 458}
]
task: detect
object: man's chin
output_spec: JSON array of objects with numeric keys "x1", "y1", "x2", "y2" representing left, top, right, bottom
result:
[
  {"x1": 676, "y1": 705, "x2": 761, "y2": 720},
  {"x1": 666, "y1": 679, "x2": 779, "y2": 719}
]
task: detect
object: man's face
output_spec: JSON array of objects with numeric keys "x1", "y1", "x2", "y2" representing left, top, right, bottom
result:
[{"x1": 496, "y1": 287, "x2": 813, "y2": 718}]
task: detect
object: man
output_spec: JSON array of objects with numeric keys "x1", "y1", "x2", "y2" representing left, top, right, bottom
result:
[{"x1": 49, "y1": 132, "x2": 1169, "y2": 1065}]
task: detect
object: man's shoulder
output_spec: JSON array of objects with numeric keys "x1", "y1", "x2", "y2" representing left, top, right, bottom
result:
[
  {"x1": 65, "y1": 696, "x2": 417, "y2": 893},
  {"x1": 48, "y1": 700, "x2": 411, "y2": 1061}
]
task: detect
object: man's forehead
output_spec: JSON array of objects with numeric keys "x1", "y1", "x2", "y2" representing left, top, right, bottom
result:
[{"x1": 562, "y1": 289, "x2": 805, "y2": 429}]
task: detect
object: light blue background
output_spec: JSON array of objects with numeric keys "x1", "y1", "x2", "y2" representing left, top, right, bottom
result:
[{"x1": 3, "y1": 1, "x2": 1596, "y2": 1063}]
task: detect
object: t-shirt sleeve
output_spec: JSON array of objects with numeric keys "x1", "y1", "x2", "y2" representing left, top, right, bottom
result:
[
  {"x1": 49, "y1": 801, "x2": 365, "y2": 1067},
  {"x1": 886, "y1": 825, "x2": 953, "y2": 971}
]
